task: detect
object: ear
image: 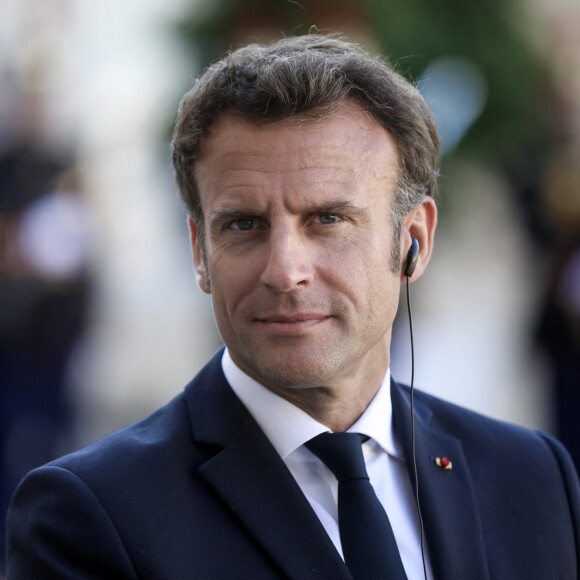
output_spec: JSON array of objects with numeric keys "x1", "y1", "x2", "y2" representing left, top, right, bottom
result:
[
  {"x1": 400, "y1": 197, "x2": 437, "y2": 282},
  {"x1": 188, "y1": 216, "x2": 211, "y2": 294}
]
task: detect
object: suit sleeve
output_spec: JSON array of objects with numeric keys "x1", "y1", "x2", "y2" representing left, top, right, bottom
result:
[{"x1": 7, "y1": 465, "x2": 138, "y2": 579}]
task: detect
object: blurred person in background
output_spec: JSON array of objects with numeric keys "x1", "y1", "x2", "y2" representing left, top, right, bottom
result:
[
  {"x1": 0, "y1": 91, "x2": 92, "y2": 574},
  {"x1": 6, "y1": 34, "x2": 580, "y2": 579},
  {"x1": 535, "y1": 146, "x2": 580, "y2": 471}
]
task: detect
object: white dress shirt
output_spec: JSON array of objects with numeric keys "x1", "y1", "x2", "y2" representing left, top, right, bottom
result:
[{"x1": 222, "y1": 348, "x2": 432, "y2": 580}]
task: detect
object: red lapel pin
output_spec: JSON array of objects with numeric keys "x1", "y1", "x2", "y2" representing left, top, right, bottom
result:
[{"x1": 435, "y1": 456, "x2": 453, "y2": 470}]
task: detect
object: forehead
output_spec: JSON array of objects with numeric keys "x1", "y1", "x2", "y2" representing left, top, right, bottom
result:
[{"x1": 194, "y1": 102, "x2": 400, "y2": 202}]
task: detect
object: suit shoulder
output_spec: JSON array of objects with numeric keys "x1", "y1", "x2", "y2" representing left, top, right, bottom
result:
[
  {"x1": 49, "y1": 391, "x2": 194, "y2": 481},
  {"x1": 408, "y1": 385, "x2": 578, "y2": 475},
  {"x1": 413, "y1": 385, "x2": 536, "y2": 436}
]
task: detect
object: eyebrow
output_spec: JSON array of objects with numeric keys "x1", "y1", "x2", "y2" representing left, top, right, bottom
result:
[
  {"x1": 211, "y1": 200, "x2": 366, "y2": 219},
  {"x1": 311, "y1": 200, "x2": 367, "y2": 215},
  {"x1": 210, "y1": 207, "x2": 262, "y2": 222},
  {"x1": 302, "y1": 200, "x2": 371, "y2": 224}
]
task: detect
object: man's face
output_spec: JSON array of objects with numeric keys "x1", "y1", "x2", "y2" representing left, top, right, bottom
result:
[{"x1": 192, "y1": 103, "x2": 404, "y2": 393}]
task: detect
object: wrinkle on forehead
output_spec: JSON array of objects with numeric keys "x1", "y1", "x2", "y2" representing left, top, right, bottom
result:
[
  {"x1": 199, "y1": 101, "x2": 397, "y2": 157},
  {"x1": 214, "y1": 149, "x2": 361, "y2": 174},
  {"x1": 195, "y1": 103, "x2": 400, "y2": 202}
]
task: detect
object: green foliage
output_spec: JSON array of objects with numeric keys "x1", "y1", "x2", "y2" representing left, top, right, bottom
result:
[{"x1": 364, "y1": 0, "x2": 550, "y2": 167}]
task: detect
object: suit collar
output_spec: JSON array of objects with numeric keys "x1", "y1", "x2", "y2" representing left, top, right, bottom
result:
[
  {"x1": 184, "y1": 350, "x2": 351, "y2": 579},
  {"x1": 391, "y1": 378, "x2": 491, "y2": 580}
]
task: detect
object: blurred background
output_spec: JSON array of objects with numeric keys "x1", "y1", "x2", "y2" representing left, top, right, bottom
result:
[{"x1": 1, "y1": 0, "x2": 580, "y2": 571}]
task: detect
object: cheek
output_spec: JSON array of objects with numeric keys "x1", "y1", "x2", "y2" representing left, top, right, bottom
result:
[
  {"x1": 322, "y1": 235, "x2": 393, "y2": 285},
  {"x1": 210, "y1": 253, "x2": 263, "y2": 313},
  {"x1": 332, "y1": 242, "x2": 400, "y2": 320}
]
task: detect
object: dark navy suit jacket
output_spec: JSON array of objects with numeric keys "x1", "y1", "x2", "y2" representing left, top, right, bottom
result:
[{"x1": 7, "y1": 349, "x2": 580, "y2": 578}]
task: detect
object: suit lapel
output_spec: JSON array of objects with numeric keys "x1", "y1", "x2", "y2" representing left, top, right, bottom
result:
[
  {"x1": 391, "y1": 379, "x2": 490, "y2": 580},
  {"x1": 184, "y1": 352, "x2": 491, "y2": 579},
  {"x1": 184, "y1": 351, "x2": 351, "y2": 579}
]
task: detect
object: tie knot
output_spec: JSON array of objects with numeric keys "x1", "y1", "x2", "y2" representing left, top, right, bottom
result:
[{"x1": 305, "y1": 432, "x2": 369, "y2": 482}]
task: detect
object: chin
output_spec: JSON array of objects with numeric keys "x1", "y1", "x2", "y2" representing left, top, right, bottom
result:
[{"x1": 244, "y1": 347, "x2": 347, "y2": 390}]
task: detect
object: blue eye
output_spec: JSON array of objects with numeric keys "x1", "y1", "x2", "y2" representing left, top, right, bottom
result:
[
  {"x1": 230, "y1": 219, "x2": 255, "y2": 231},
  {"x1": 318, "y1": 214, "x2": 340, "y2": 225}
]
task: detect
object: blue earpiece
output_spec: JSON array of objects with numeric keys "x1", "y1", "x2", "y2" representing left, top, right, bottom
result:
[{"x1": 404, "y1": 237, "x2": 419, "y2": 277}]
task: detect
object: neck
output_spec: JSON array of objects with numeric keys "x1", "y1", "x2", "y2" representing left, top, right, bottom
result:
[{"x1": 266, "y1": 348, "x2": 389, "y2": 432}]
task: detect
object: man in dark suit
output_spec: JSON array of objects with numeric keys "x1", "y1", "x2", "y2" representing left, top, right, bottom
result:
[{"x1": 7, "y1": 34, "x2": 580, "y2": 579}]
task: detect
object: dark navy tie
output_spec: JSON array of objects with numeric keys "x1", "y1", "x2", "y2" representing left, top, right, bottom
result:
[{"x1": 306, "y1": 432, "x2": 407, "y2": 579}]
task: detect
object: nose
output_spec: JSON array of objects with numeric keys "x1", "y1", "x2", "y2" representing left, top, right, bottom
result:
[{"x1": 260, "y1": 225, "x2": 312, "y2": 292}]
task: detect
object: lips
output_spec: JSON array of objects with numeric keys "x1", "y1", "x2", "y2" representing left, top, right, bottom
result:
[
  {"x1": 257, "y1": 313, "x2": 328, "y2": 323},
  {"x1": 255, "y1": 313, "x2": 331, "y2": 335}
]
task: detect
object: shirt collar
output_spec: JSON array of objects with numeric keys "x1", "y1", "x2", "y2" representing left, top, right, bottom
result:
[
  {"x1": 222, "y1": 348, "x2": 403, "y2": 460},
  {"x1": 350, "y1": 370, "x2": 403, "y2": 459}
]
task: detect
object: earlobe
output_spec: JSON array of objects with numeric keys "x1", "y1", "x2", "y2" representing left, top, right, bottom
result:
[{"x1": 188, "y1": 217, "x2": 211, "y2": 294}]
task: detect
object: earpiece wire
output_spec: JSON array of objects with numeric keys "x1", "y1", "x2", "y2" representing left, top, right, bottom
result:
[{"x1": 407, "y1": 276, "x2": 428, "y2": 580}]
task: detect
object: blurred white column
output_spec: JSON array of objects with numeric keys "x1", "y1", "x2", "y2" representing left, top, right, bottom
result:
[{"x1": 54, "y1": 0, "x2": 221, "y2": 445}]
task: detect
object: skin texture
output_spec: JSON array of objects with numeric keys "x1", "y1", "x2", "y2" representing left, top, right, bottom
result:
[{"x1": 190, "y1": 102, "x2": 437, "y2": 431}]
